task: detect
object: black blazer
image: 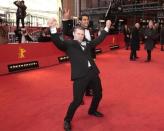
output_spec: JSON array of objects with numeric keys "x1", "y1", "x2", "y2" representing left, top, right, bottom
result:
[
  {"x1": 51, "y1": 30, "x2": 108, "y2": 80},
  {"x1": 130, "y1": 27, "x2": 140, "y2": 50},
  {"x1": 144, "y1": 28, "x2": 155, "y2": 50}
]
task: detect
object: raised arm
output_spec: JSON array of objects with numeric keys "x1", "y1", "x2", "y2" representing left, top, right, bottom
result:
[
  {"x1": 48, "y1": 18, "x2": 68, "y2": 51},
  {"x1": 14, "y1": 1, "x2": 20, "y2": 7},
  {"x1": 62, "y1": 9, "x2": 74, "y2": 37},
  {"x1": 90, "y1": 20, "x2": 111, "y2": 46}
]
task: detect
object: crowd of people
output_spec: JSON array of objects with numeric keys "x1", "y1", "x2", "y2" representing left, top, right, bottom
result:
[{"x1": 123, "y1": 20, "x2": 164, "y2": 62}]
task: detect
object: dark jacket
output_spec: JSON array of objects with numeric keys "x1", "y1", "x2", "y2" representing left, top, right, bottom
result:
[
  {"x1": 123, "y1": 27, "x2": 131, "y2": 43},
  {"x1": 160, "y1": 27, "x2": 164, "y2": 45},
  {"x1": 51, "y1": 30, "x2": 108, "y2": 80},
  {"x1": 144, "y1": 28, "x2": 155, "y2": 50},
  {"x1": 130, "y1": 27, "x2": 140, "y2": 50},
  {"x1": 14, "y1": 1, "x2": 27, "y2": 18}
]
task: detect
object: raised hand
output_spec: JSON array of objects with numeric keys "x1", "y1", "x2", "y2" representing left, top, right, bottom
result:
[
  {"x1": 47, "y1": 18, "x2": 58, "y2": 28},
  {"x1": 63, "y1": 9, "x2": 71, "y2": 20}
]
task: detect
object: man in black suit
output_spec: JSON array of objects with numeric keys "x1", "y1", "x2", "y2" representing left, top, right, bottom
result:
[
  {"x1": 130, "y1": 23, "x2": 140, "y2": 61},
  {"x1": 48, "y1": 18, "x2": 111, "y2": 131},
  {"x1": 144, "y1": 20, "x2": 155, "y2": 62},
  {"x1": 62, "y1": 9, "x2": 97, "y2": 96}
]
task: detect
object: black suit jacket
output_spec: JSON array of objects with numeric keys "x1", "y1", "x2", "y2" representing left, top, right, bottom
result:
[
  {"x1": 130, "y1": 27, "x2": 140, "y2": 50},
  {"x1": 14, "y1": 1, "x2": 27, "y2": 18},
  {"x1": 51, "y1": 30, "x2": 108, "y2": 80},
  {"x1": 144, "y1": 28, "x2": 155, "y2": 50}
]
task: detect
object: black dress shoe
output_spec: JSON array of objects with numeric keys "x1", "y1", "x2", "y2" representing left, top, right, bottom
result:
[
  {"x1": 130, "y1": 59, "x2": 136, "y2": 61},
  {"x1": 88, "y1": 111, "x2": 104, "y2": 117},
  {"x1": 64, "y1": 120, "x2": 71, "y2": 131}
]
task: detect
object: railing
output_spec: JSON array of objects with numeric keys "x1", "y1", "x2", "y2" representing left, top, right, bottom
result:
[
  {"x1": 122, "y1": 2, "x2": 162, "y2": 12},
  {"x1": 81, "y1": 2, "x2": 163, "y2": 15}
]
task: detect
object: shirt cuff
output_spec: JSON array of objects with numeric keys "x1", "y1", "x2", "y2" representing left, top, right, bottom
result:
[
  {"x1": 104, "y1": 27, "x2": 109, "y2": 32},
  {"x1": 50, "y1": 27, "x2": 57, "y2": 34}
]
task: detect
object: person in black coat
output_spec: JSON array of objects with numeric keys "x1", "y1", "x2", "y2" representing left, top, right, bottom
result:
[
  {"x1": 160, "y1": 26, "x2": 164, "y2": 51},
  {"x1": 144, "y1": 20, "x2": 156, "y2": 62},
  {"x1": 130, "y1": 23, "x2": 140, "y2": 61},
  {"x1": 123, "y1": 24, "x2": 131, "y2": 50},
  {"x1": 14, "y1": 0, "x2": 27, "y2": 29},
  {"x1": 48, "y1": 18, "x2": 111, "y2": 131}
]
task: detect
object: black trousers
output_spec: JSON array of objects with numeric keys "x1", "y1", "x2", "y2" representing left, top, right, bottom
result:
[
  {"x1": 147, "y1": 50, "x2": 151, "y2": 61},
  {"x1": 64, "y1": 69, "x2": 102, "y2": 122},
  {"x1": 130, "y1": 49, "x2": 137, "y2": 60},
  {"x1": 16, "y1": 17, "x2": 25, "y2": 29}
]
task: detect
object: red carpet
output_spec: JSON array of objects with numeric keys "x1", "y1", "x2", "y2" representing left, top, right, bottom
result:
[{"x1": 0, "y1": 45, "x2": 164, "y2": 131}]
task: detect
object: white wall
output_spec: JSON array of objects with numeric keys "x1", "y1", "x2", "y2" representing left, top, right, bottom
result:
[{"x1": 0, "y1": 0, "x2": 61, "y2": 12}]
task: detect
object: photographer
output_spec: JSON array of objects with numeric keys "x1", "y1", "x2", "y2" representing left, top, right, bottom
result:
[{"x1": 14, "y1": 0, "x2": 27, "y2": 29}]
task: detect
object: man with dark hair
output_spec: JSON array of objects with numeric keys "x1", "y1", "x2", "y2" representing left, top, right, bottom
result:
[
  {"x1": 14, "y1": 0, "x2": 27, "y2": 29},
  {"x1": 62, "y1": 9, "x2": 97, "y2": 96},
  {"x1": 63, "y1": 11, "x2": 96, "y2": 57},
  {"x1": 48, "y1": 18, "x2": 111, "y2": 131}
]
